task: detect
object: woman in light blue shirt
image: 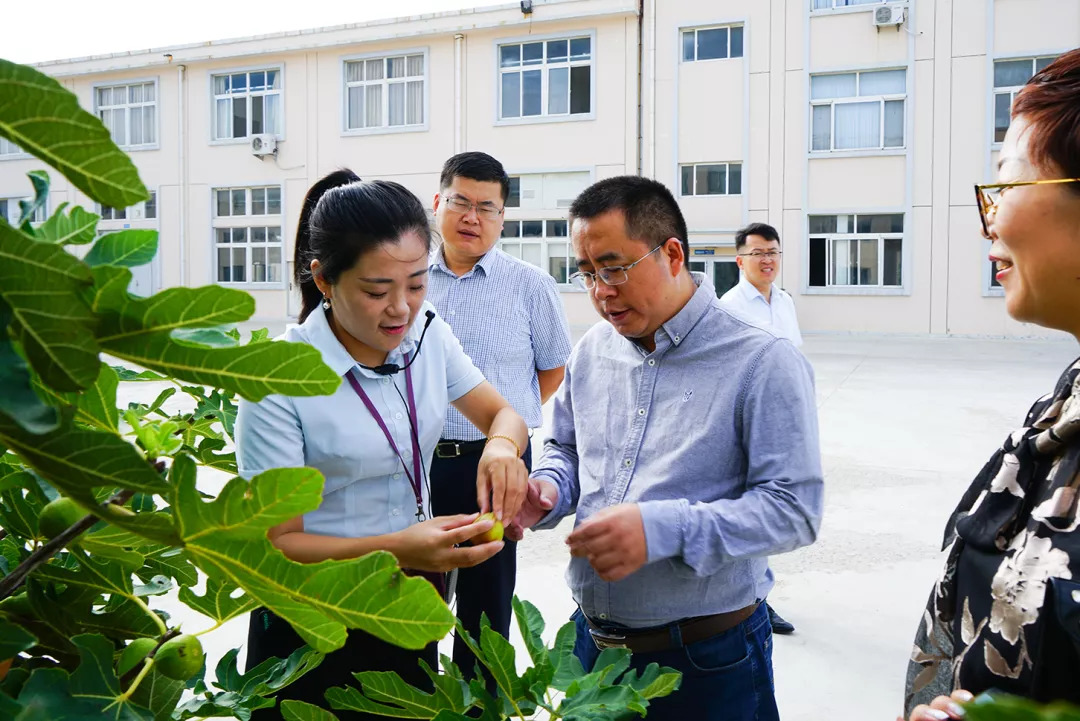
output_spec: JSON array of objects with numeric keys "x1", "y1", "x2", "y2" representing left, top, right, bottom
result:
[{"x1": 236, "y1": 172, "x2": 529, "y2": 720}]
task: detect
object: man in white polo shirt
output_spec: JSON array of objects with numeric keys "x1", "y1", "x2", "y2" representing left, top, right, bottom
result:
[{"x1": 720, "y1": 221, "x2": 802, "y2": 635}]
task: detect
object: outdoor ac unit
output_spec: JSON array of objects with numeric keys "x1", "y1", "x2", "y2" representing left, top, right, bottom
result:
[
  {"x1": 251, "y1": 133, "x2": 277, "y2": 156},
  {"x1": 873, "y1": 5, "x2": 906, "y2": 28}
]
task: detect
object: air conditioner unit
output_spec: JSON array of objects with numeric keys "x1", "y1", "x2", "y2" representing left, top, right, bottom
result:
[
  {"x1": 873, "y1": 5, "x2": 906, "y2": 28},
  {"x1": 251, "y1": 133, "x2": 277, "y2": 156}
]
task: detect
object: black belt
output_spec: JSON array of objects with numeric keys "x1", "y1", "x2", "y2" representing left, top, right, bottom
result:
[
  {"x1": 586, "y1": 602, "x2": 760, "y2": 653},
  {"x1": 434, "y1": 438, "x2": 488, "y2": 458}
]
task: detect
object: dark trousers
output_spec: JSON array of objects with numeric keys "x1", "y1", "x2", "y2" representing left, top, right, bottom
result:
[
  {"x1": 430, "y1": 439, "x2": 532, "y2": 679},
  {"x1": 572, "y1": 602, "x2": 779, "y2": 721},
  {"x1": 246, "y1": 606, "x2": 437, "y2": 720}
]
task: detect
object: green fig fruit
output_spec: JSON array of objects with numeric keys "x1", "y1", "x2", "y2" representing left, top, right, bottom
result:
[
  {"x1": 154, "y1": 634, "x2": 204, "y2": 681},
  {"x1": 38, "y1": 497, "x2": 85, "y2": 540},
  {"x1": 117, "y1": 637, "x2": 157, "y2": 676}
]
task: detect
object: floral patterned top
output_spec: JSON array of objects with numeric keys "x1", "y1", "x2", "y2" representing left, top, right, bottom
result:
[{"x1": 905, "y1": 356, "x2": 1080, "y2": 714}]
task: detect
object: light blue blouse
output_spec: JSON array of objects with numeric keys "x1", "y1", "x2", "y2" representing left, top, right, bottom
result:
[{"x1": 235, "y1": 301, "x2": 485, "y2": 538}]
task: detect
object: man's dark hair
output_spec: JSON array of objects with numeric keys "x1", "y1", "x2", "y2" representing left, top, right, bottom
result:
[
  {"x1": 439, "y1": 151, "x2": 511, "y2": 203},
  {"x1": 735, "y1": 222, "x2": 781, "y2": 251},
  {"x1": 568, "y1": 176, "x2": 690, "y2": 261}
]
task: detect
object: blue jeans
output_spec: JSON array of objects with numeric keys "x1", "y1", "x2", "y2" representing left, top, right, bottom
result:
[{"x1": 572, "y1": 602, "x2": 779, "y2": 721}]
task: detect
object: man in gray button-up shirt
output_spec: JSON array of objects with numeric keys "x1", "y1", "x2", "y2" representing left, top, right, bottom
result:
[{"x1": 510, "y1": 177, "x2": 823, "y2": 721}]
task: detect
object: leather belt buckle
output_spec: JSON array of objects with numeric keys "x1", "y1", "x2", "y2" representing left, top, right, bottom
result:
[
  {"x1": 435, "y1": 442, "x2": 461, "y2": 459},
  {"x1": 587, "y1": 627, "x2": 628, "y2": 650}
]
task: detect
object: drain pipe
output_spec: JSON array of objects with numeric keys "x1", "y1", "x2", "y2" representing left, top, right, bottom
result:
[
  {"x1": 177, "y1": 63, "x2": 187, "y2": 287},
  {"x1": 454, "y1": 34, "x2": 464, "y2": 153}
]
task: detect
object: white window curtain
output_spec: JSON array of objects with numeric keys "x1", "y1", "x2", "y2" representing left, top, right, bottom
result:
[
  {"x1": 859, "y1": 69, "x2": 905, "y2": 95},
  {"x1": 811, "y1": 105, "x2": 832, "y2": 150},
  {"x1": 811, "y1": 73, "x2": 855, "y2": 100},
  {"x1": 834, "y1": 101, "x2": 879, "y2": 149}
]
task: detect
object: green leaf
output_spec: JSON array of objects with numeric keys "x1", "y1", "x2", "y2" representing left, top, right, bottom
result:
[
  {"x1": 33, "y1": 203, "x2": 101, "y2": 245},
  {"x1": 13, "y1": 667, "x2": 105, "y2": 720},
  {"x1": 0, "y1": 221, "x2": 98, "y2": 391},
  {"x1": 178, "y1": 577, "x2": 257, "y2": 625},
  {"x1": 512, "y1": 597, "x2": 548, "y2": 668},
  {"x1": 89, "y1": 267, "x2": 339, "y2": 400},
  {"x1": 84, "y1": 230, "x2": 158, "y2": 268},
  {"x1": 35, "y1": 362, "x2": 120, "y2": 434},
  {"x1": 549, "y1": 621, "x2": 586, "y2": 692},
  {"x1": 0, "y1": 59, "x2": 148, "y2": 208},
  {"x1": 281, "y1": 701, "x2": 341, "y2": 721},
  {"x1": 0, "y1": 619, "x2": 37, "y2": 658},
  {"x1": 0, "y1": 485, "x2": 45, "y2": 540},
  {"x1": 69, "y1": 634, "x2": 154, "y2": 720},
  {"x1": 112, "y1": 367, "x2": 167, "y2": 382},
  {"x1": 249, "y1": 328, "x2": 270, "y2": 344},
  {"x1": 0, "y1": 412, "x2": 169, "y2": 501},
  {"x1": 132, "y1": 574, "x2": 172, "y2": 597},
  {"x1": 138, "y1": 547, "x2": 198, "y2": 588},
  {"x1": 18, "y1": 170, "x2": 50, "y2": 227},
  {"x1": 966, "y1": 694, "x2": 1080, "y2": 721},
  {"x1": 478, "y1": 619, "x2": 525, "y2": 701},
  {"x1": 170, "y1": 327, "x2": 240, "y2": 348},
  {"x1": 556, "y1": 683, "x2": 647, "y2": 721},
  {"x1": 128, "y1": 667, "x2": 184, "y2": 721},
  {"x1": 327, "y1": 671, "x2": 453, "y2": 718},
  {"x1": 0, "y1": 305, "x2": 60, "y2": 434},
  {"x1": 620, "y1": 663, "x2": 682, "y2": 701},
  {"x1": 170, "y1": 456, "x2": 454, "y2": 653}
]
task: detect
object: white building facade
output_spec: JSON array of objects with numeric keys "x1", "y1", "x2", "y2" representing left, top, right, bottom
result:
[{"x1": 2, "y1": 0, "x2": 1077, "y2": 335}]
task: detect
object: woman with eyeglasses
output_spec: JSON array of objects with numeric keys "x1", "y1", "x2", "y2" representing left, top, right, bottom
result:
[
  {"x1": 235, "y1": 172, "x2": 529, "y2": 720},
  {"x1": 901, "y1": 49, "x2": 1080, "y2": 721}
]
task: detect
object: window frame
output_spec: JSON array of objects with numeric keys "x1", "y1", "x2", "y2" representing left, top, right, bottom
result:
[
  {"x1": 0, "y1": 197, "x2": 48, "y2": 225},
  {"x1": 680, "y1": 24, "x2": 745, "y2": 63},
  {"x1": 209, "y1": 63, "x2": 285, "y2": 144},
  {"x1": 990, "y1": 55, "x2": 1058, "y2": 147},
  {"x1": 210, "y1": 185, "x2": 286, "y2": 289},
  {"x1": 497, "y1": 217, "x2": 575, "y2": 287},
  {"x1": 91, "y1": 77, "x2": 160, "y2": 151},
  {"x1": 805, "y1": 212, "x2": 907, "y2": 295},
  {"x1": 97, "y1": 191, "x2": 158, "y2": 222},
  {"x1": 809, "y1": 0, "x2": 907, "y2": 13},
  {"x1": 809, "y1": 69, "x2": 908, "y2": 154},
  {"x1": 679, "y1": 162, "x2": 744, "y2": 197},
  {"x1": 494, "y1": 29, "x2": 597, "y2": 126},
  {"x1": 0, "y1": 136, "x2": 31, "y2": 160},
  {"x1": 340, "y1": 48, "x2": 429, "y2": 136}
]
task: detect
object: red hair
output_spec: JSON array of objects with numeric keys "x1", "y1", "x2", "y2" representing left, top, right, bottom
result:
[{"x1": 1011, "y1": 47, "x2": 1080, "y2": 187}]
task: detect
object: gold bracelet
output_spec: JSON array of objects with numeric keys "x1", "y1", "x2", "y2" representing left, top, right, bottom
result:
[{"x1": 486, "y1": 434, "x2": 522, "y2": 457}]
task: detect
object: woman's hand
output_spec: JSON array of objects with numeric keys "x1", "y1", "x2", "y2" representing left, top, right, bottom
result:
[
  {"x1": 476, "y1": 438, "x2": 528, "y2": 523},
  {"x1": 388, "y1": 514, "x2": 504, "y2": 572},
  {"x1": 900, "y1": 690, "x2": 973, "y2": 721}
]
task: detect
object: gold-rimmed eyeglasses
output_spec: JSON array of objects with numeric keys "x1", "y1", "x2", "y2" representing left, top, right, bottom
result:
[{"x1": 975, "y1": 178, "x2": 1080, "y2": 237}]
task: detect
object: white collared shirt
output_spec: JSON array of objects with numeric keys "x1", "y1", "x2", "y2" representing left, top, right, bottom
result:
[
  {"x1": 719, "y1": 275, "x2": 804, "y2": 347},
  {"x1": 235, "y1": 301, "x2": 485, "y2": 538}
]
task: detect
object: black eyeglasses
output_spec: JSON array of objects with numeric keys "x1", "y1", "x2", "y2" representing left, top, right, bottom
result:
[{"x1": 974, "y1": 179, "x2": 1080, "y2": 237}]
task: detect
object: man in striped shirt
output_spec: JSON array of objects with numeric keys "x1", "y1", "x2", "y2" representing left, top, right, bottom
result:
[{"x1": 428, "y1": 152, "x2": 573, "y2": 678}]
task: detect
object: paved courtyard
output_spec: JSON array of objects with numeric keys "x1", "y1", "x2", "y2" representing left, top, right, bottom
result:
[{"x1": 141, "y1": 330, "x2": 1079, "y2": 720}]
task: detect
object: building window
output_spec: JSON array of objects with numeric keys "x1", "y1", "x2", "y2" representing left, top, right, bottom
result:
[
  {"x1": 993, "y1": 56, "x2": 1057, "y2": 143},
  {"x1": 808, "y1": 213, "x2": 903, "y2": 288},
  {"x1": 98, "y1": 191, "x2": 157, "y2": 221},
  {"x1": 95, "y1": 82, "x2": 157, "y2": 148},
  {"x1": 498, "y1": 36, "x2": 592, "y2": 120},
  {"x1": 810, "y1": 69, "x2": 906, "y2": 151},
  {"x1": 0, "y1": 137, "x2": 24, "y2": 157},
  {"x1": 811, "y1": 0, "x2": 901, "y2": 8},
  {"x1": 0, "y1": 198, "x2": 47, "y2": 225},
  {"x1": 212, "y1": 186, "x2": 283, "y2": 284},
  {"x1": 212, "y1": 69, "x2": 281, "y2": 140},
  {"x1": 682, "y1": 25, "x2": 744, "y2": 62},
  {"x1": 499, "y1": 219, "x2": 572, "y2": 283},
  {"x1": 680, "y1": 162, "x2": 742, "y2": 196},
  {"x1": 344, "y1": 54, "x2": 425, "y2": 131},
  {"x1": 506, "y1": 177, "x2": 521, "y2": 208}
]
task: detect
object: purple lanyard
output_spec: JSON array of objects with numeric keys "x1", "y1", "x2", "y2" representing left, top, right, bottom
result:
[{"x1": 344, "y1": 356, "x2": 426, "y2": 521}]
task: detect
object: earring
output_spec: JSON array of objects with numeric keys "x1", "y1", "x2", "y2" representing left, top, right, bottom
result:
[{"x1": 322, "y1": 296, "x2": 331, "y2": 310}]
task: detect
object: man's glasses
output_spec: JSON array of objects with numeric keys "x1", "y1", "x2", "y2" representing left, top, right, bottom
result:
[
  {"x1": 974, "y1": 178, "x2": 1080, "y2": 237},
  {"x1": 738, "y1": 251, "x2": 782, "y2": 260},
  {"x1": 443, "y1": 195, "x2": 504, "y2": 220},
  {"x1": 569, "y1": 244, "x2": 664, "y2": 290}
]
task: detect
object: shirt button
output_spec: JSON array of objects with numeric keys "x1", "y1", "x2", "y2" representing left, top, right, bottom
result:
[
  {"x1": 674, "y1": 335, "x2": 681, "y2": 342},
  {"x1": 599, "y1": 613, "x2": 607, "y2": 619},
  {"x1": 394, "y1": 472, "x2": 402, "y2": 479},
  {"x1": 395, "y1": 412, "x2": 403, "y2": 420},
  {"x1": 624, "y1": 459, "x2": 631, "y2": 467},
  {"x1": 382, "y1": 378, "x2": 390, "y2": 385},
  {"x1": 449, "y1": 310, "x2": 456, "y2": 316},
  {"x1": 391, "y1": 508, "x2": 401, "y2": 516},
  {"x1": 647, "y1": 359, "x2": 656, "y2": 366},
  {"x1": 637, "y1": 408, "x2": 645, "y2": 416}
]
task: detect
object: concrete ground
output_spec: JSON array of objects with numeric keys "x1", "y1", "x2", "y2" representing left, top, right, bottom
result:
[{"x1": 141, "y1": 330, "x2": 1079, "y2": 720}]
